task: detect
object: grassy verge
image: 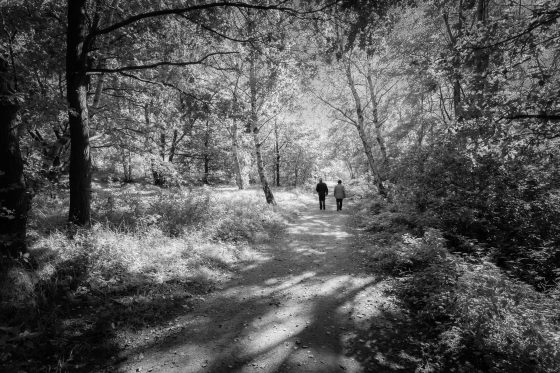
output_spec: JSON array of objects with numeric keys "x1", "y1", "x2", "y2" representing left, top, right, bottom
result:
[
  {"x1": 352, "y1": 201, "x2": 560, "y2": 373},
  {"x1": 0, "y1": 182, "x2": 301, "y2": 372}
]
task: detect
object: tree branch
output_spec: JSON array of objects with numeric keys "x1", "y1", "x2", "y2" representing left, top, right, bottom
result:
[
  {"x1": 87, "y1": 51, "x2": 238, "y2": 73},
  {"x1": 177, "y1": 14, "x2": 255, "y2": 43},
  {"x1": 473, "y1": 13, "x2": 560, "y2": 50},
  {"x1": 309, "y1": 89, "x2": 357, "y2": 127},
  {"x1": 92, "y1": 2, "x2": 299, "y2": 37},
  {"x1": 506, "y1": 113, "x2": 560, "y2": 121}
]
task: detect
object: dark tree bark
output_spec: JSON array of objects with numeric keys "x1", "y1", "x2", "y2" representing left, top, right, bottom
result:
[
  {"x1": 0, "y1": 57, "x2": 28, "y2": 257},
  {"x1": 443, "y1": 4, "x2": 464, "y2": 122},
  {"x1": 168, "y1": 129, "x2": 178, "y2": 163},
  {"x1": 159, "y1": 132, "x2": 166, "y2": 161},
  {"x1": 67, "y1": 0, "x2": 92, "y2": 225},
  {"x1": 203, "y1": 120, "x2": 210, "y2": 185}
]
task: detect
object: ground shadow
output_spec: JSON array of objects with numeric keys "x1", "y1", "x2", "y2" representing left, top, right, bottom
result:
[{"x1": 1, "y1": 193, "x2": 422, "y2": 373}]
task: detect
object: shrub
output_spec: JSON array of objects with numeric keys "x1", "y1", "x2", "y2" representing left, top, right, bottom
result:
[
  {"x1": 394, "y1": 137, "x2": 560, "y2": 289},
  {"x1": 385, "y1": 231, "x2": 560, "y2": 373},
  {"x1": 147, "y1": 191, "x2": 211, "y2": 236}
]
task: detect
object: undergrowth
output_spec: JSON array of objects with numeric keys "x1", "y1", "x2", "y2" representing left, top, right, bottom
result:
[
  {"x1": 0, "y1": 183, "x2": 294, "y2": 372},
  {"x1": 354, "y1": 200, "x2": 560, "y2": 373}
]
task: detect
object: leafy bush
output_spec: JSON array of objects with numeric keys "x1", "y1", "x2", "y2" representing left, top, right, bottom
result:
[
  {"x1": 376, "y1": 230, "x2": 560, "y2": 373},
  {"x1": 393, "y1": 133, "x2": 560, "y2": 289},
  {"x1": 150, "y1": 158, "x2": 183, "y2": 187},
  {"x1": 147, "y1": 191, "x2": 211, "y2": 236}
]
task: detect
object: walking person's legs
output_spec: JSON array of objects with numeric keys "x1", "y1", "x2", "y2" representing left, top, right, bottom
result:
[{"x1": 336, "y1": 199, "x2": 342, "y2": 211}]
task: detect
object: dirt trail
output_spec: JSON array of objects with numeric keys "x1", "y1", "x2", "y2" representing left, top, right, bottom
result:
[{"x1": 118, "y1": 195, "x2": 419, "y2": 373}]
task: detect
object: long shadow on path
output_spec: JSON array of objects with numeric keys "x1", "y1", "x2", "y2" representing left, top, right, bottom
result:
[{"x1": 116, "y1": 197, "x2": 421, "y2": 373}]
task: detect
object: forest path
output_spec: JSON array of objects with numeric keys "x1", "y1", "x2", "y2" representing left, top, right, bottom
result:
[{"x1": 119, "y1": 194, "x2": 419, "y2": 373}]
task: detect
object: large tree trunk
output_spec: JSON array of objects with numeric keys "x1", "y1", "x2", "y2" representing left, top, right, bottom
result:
[
  {"x1": 67, "y1": 0, "x2": 92, "y2": 225},
  {"x1": 231, "y1": 119, "x2": 244, "y2": 189},
  {"x1": 0, "y1": 57, "x2": 28, "y2": 257},
  {"x1": 345, "y1": 61, "x2": 386, "y2": 196}
]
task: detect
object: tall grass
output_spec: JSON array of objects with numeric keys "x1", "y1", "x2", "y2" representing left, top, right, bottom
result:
[
  {"x1": 0, "y1": 183, "x2": 299, "y2": 371},
  {"x1": 25, "y1": 184, "x2": 287, "y2": 294}
]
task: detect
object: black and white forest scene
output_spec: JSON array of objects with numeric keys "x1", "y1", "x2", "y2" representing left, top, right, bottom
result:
[{"x1": 1, "y1": 0, "x2": 559, "y2": 372}]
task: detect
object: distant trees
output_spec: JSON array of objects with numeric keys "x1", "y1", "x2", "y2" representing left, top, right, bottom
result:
[
  {"x1": 0, "y1": 1, "x2": 311, "y2": 225},
  {"x1": 312, "y1": 1, "x2": 403, "y2": 195}
]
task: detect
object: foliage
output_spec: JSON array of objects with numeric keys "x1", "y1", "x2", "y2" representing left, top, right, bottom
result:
[
  {"x1": 0, "y1": 183, "x2": 296, "y2": 371},
  {"x1": 361, "y1": 219, "x2": 560, "y2": 373}
]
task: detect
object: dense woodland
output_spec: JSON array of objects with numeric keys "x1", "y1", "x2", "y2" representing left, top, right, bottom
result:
[{"x1": 1, "y1": 0, "x2": 560, "y2": 372}]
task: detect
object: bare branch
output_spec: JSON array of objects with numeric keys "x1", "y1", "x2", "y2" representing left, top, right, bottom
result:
[{"x1": 309, "y1": 89, "x2": 357, "y2": 127}]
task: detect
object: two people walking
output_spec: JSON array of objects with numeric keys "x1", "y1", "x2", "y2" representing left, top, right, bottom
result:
[{"x1": 315, "y1": 178, "x2": 346, "y2": 211}]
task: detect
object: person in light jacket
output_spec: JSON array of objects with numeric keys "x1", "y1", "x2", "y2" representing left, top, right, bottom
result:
[{"x1": 333, "y1": 179, "x2": 346, "y2": 211}]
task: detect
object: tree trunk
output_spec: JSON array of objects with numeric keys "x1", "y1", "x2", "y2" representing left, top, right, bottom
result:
[
  {"x1": 203, "y1": 120, "x2": 210, "y2": 184},
  {"x1": 366, "y1": 69, "x2": 388, "y2": 174},
  {"x1": 145, "y1": 103, "x2": 164, "y2": 185},
  {"x1": 168, "y1": 129, "x2": 178, "y2": 163},
  {"x1": 275, "y1": 121, "x2": 280, "y2": 187},
  {"x1": 472, "y1": 0, "x2": 489, "y2": 119},
  {"x1": 248, "y1": 17, "x2": 275, "y2": 205},
  {"x1": 231, "y1": 119, "x2": 244, "y2": 189},
  {"x1": 474, "y1": 0, "x2": 489, "y2": 74},
  {"x1": 443, "y1": 7, "x2": 464, "y2": 123},
  {"x1": 345, "y1": 160, "x2": 355, "y2": 179},
  {"x1": 159, "y1": 132, "x2": 166, "y2": 161},
  {"x1": 345, "y1": 61, "x2": 386, "y2": 196},
  {"x1": 0, "y1": 57, "x2": 28, "y2": 257},
  {"x1": 121, "y1": 148, "x2": 133, "y2": 182},
  {"x1": 252, "y1": 130, "x2": 275, "y2": 204},
  {"x1": 67, "y1": 0, "x2": 92, "y2": 225}
]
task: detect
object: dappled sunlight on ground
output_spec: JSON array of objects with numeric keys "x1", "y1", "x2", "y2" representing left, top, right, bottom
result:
[{"x1": 116, "y1": 194, "x2": 419, "y2": 373}]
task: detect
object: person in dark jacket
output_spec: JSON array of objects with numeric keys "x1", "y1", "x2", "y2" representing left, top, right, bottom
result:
[
  {"x1": 333, "y1": 179, "x2": 346, "y2": 211},
  {"x1": 316, "y1": 178, "x2": 328, "y2": 210}
]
